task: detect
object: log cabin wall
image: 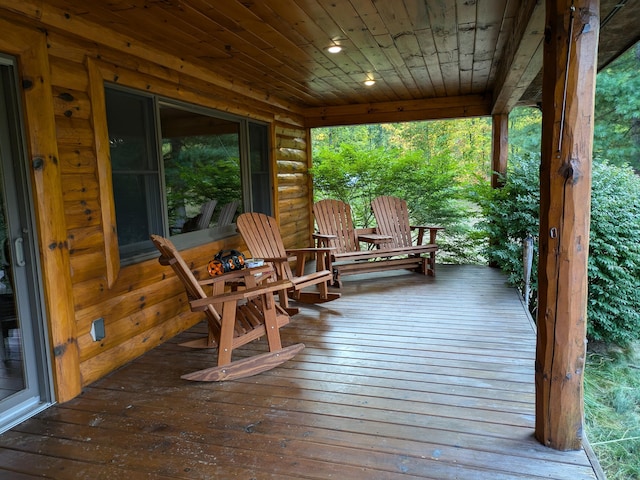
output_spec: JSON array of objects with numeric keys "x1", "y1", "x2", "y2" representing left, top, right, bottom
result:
[{"x1": 1, "y1": 12, "x2": 312, "y2": 401}]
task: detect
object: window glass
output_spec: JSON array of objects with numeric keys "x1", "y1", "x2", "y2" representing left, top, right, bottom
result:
[
  {"x1": 248, "y1": 122, "x2": 272, "y2": 214},
  {"x1": 105, "y1": 88, "x2": 162, "y2": 255},
  {"x1": 160, "y1": 105, "x2": 242, "y2": 233},
  {"x1": 105, "y1": 86, "x2": 271, "y2": 262}
]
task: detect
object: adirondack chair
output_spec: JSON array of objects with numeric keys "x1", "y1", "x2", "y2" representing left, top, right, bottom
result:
[
  {"x1": 151, "y1": 234, "x2": 304, "y2": 381},
  {"x1": 371, "y1": 196, "x2": 444, "y2": 276},
  {"x1": 215, "y1": 200, "x2": 240, "y2": 228},
  {"x1": 196, "y1": 199, "x2": 218, "y2": 230},
  {"x1": 313, "y1": 198, "x2": 437, "y2": 286},
  {"x1": 181, "y1": 199, "x2": 218, "y2": 232},
  {"x1": 236, "y1": 212, "x2": 340, "y2": 314},
  {"x1": 313, "y1": 198, "x2": 379, "y2": 253}
]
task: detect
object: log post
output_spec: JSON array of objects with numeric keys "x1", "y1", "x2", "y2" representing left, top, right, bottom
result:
[
  {"x1": 491, "y1": 113, "x2": 509, "y2": 188},
  {"x1": 489, "y1": 113, "x2": 509, "y2": 268},
  {"x1": 535, "y1": 0, "x2": 599, "y2": 450}
]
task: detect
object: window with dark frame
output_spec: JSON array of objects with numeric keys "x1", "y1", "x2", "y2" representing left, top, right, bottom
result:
[{"x1": 105, "y1": 85, "x2": 272, "y2": 262}]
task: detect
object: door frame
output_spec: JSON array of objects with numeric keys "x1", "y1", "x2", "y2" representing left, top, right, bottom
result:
[
  {"x1": 0, "y1": 54, "x2": 54, "y2": 432},
  {"x1": 0, "y1": 19, "x2": 81, "y2": 404}
]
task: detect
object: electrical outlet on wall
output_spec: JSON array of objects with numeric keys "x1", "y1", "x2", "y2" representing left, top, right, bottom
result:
[{"x1": 90, "y1": 318, "x2": 105, "y2": 341}]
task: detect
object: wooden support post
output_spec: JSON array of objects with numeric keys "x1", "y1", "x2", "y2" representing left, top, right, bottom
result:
[
  {"x1": 535, "y1": 0, "x2": 599, "y2": 450},
  {"x1": 488, "y1": 113, "x2": 509, "y2": 267},
  {"x1": 491, "y1": 113, "x2": 509, "y2": 188}
]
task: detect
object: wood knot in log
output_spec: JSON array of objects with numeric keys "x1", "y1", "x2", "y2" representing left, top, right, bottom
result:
[{"x1": 558, "y1": 157, "x2": 581, "y2": 184}]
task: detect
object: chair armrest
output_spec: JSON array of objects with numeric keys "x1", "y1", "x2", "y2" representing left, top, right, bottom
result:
[
  {"x1": 312, "y1": 233, "x2": 337, "y2": 241},
  {"x1": 198, "y1": 265, "x2": 275, "y2": 286},
  {"x1": 358, "y1": 232, "x2": 393, "y2": 245},
  {"x1": 312, "y1": 233, "x2": 336, "y2": 248},
  {"x1": 410, "y1": 225, "x2": 445, "y2": 231},
  {"x1": 286, "y1": 247, "x2": 335, "y2": 255},
  {"x1": 410, "y1": 225, "x2": 445, "y2": 245},
  {"x1": 354, "y1": 227, "x2": 376, "y2": 236},
  {"x1": 189, "y1": 279, "x2": 294, "y2": 310}
]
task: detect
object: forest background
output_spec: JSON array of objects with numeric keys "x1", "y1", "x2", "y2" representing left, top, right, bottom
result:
[{"x1": 311, "y1": 44, "x2": 640, "y2": 479}]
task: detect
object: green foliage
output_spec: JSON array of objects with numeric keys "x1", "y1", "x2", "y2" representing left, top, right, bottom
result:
[
  {"x1": 163, "y1": 136, "x2": 241, "y2": 226},
  {"x1": 312, "y1": 122, "x2": 485, "y2": 263},
  {"x1": 474, "y1": 154, "x2": 540, "y2": 296},
  {"x1": 312, "y1": 144, "x2": 394, "y2": 226},
  {"x1": 476, "y1": 154, "x2": 640, "y2": 346},
  {"x1": 509, "y1": 107, "x2": 542, "y2": 157},
  {"x1": 587, "y1": 162, "x2": 640, "y2": 345},
  {"x1": 584, "y1": 343, "x2": 640, "y2": 479},
  {"x1": 594, "y1": 44, "x2": 640, "y2": 171}
]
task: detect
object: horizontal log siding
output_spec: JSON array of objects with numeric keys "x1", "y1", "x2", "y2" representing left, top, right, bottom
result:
[
  {"x1": 9, "y1": 23, "x2": 311, "y2": 393},
  {"x1": 275, "y1": 124, "x2": 312, "y2": 248}
]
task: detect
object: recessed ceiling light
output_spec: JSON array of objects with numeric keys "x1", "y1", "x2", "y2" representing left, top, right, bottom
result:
[
  {"x1": 327, "y1": 45, "x2": 342, "y2": 54},
  {"x1": 364, "y1": 79, "x2": 376, "y2": 86}
]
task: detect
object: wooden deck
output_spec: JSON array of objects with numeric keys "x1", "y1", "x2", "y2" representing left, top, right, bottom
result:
[{"x1": 0, "y1": 265, "x2": 601, "y2": 479}]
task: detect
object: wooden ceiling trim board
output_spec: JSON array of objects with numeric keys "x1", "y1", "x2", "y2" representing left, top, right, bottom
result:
[
  {"x1": 471, "y1": 59, "x2": 493, "y2": 95},
  {"x1": 305, "y1": 101, "x2": 493, "y2": 128},
  {"x1": 304, "y1": 93, "x2": 492, "y2": 127},
  {"x1": 349, "y1": 0, "x2": 388, "y2": 33},
  {"x1": 491, "y1": 0, "x2": 544, "y2": 113},
  {"x1": 458, "y1": 24, "x2": 476, "y2": 95}
]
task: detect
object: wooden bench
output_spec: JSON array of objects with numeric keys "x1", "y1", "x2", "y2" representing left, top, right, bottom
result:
[{"x1": 313, "y1": 199, "x2": 443, "y2": 287}]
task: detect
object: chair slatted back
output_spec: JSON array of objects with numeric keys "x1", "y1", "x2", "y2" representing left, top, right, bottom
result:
[
  {"x1": 313, "y1": 199, "x2": 361, "y2": 254},
  {"x1": 196, "y1": 199, "x2": 218, "y2": 230},
  {"x1": 150, "y1": 235, "x2": 222, "y2": 338},
  {"x1": 236, "y1": 212, "x2": 295, "y2": 279},
  {"x1": 217, "y1": 200, "x2": 240, "y2": 227},
  {"x1": 371, "y1": 196, "x2": 414, "y2": 248}
]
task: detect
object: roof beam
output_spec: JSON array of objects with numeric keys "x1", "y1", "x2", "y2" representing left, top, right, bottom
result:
[
  {"x1": 491, "y1": 0, "x2": 545, "y2": 114},
  {"x1": 303, "y1": 94, "x2": 493, "y2": 128}
]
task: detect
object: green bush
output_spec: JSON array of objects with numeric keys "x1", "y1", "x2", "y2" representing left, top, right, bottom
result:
[
  {"x1": 312, "y1": 143, "x2": 481, "y2": 264},
  {"x1": 477, "y1": 155, "x2": 640, "y2": 346},
  {"x1": 588, "y1": 162, "x2": 640, "y2": 344},
  {"x1": 474, "y1": 154, "x2": 540, "y2": 297}
]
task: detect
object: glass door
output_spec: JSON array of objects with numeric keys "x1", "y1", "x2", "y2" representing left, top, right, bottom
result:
[{"x1": 0, "y1": 55, "x2": 52, "y2": 433}]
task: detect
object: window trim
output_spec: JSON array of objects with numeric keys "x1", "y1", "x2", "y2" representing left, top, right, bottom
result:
[{"x1": 104, "y1": 83, "x2": 272, "y2": 265}]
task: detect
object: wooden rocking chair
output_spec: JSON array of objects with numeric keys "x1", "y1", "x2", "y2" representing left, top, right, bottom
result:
[
  {"x1": 371, "y1": 196, "x2": 444, "y2": 276},
  {"x1": 151, "y1": 234, "x2": 304, "y2": 381},
  {"x1": 236, "y1": 212, "x2": 340, "y2": 314}
]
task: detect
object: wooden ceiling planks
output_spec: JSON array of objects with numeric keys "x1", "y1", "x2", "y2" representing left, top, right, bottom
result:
[{"x1": 4, "y1": 0, "x2": 638, "y2": 122}]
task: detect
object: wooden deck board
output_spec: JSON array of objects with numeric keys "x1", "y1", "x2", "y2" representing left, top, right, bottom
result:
[{"x1": 0, "y1": 265, "x2": 599, "y2": 479}]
